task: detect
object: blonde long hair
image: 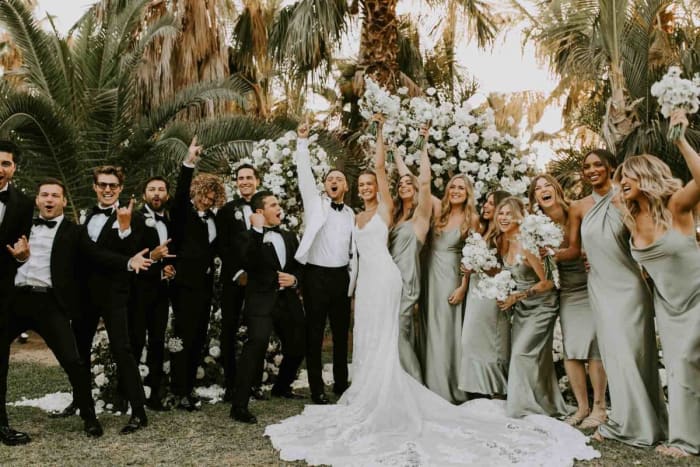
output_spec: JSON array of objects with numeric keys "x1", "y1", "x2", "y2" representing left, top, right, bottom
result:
[
  {"x1": 482, "y1": 190, "x2": 511, "y2": 249},
  {"x1": 613, "y1": 154, "x2": 682, "y2": 231},
  {"x1": 434, "y1": 174, "x2": 477, "y2": 238},
  {"x1": 493, "y1": 196, "x2": 526, "y2": 258},
  {"x1": 392, "y1": 173, "x2": 419, "y2": 225},
  {"x1": 528, "y1": 174, "x2": 570, "y2": 218}
]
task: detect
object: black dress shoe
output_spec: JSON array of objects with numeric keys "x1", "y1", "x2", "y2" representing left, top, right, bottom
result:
[
  {"x1": 119, "y1": 415, "x2": 148, "y2": 435},
  {"x1": 145, "y1": 398, "x2": 170, "y2": 412},
  {"x1": 223, "y1": 388, "x2": 233, "y2": 403},
  {"x1": 49, "y1": 401, "x2": 77, "y2": 418},
  {"x1": 83, "y1": 417, "x2": 104, "y2": 438},
  {"x1": 311, "y1": 393, "x2": 331, "y2": 405},
  {"x1": 175, "y1": 396, "x2": 200, "y2": 412},
  {"x1": 0, "y1": 425, "x2": 30, "y2": 446},
  {"x1": 250, "y1": 386, "x2": 269, "y2": 401},
  {"x1": 230, "y1": 407, "x2": 257, "y2": 424},
  {"x1": 271, "y1": 389, "x2": 304, "y2": 400}
]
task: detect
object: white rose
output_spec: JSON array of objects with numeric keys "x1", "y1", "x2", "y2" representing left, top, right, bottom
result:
[
  {"x1": 138, "y1": 364, "x2": 149, "y2": 378},
  {"x1": 234, "y1": 210, "x2": 243, "y2": 221},
  {"x1": 95, "y1": 373, "x2": 108, "y2": 387},
  {"x1": 209, "y1": 346, "x2": 221, "y2": 358},
  {"x1": 145, "y1": 217, "x2": 156, "y2": 228},
  {"x1": 196, "y1": 366, "x2": 205, "y2": 380}
]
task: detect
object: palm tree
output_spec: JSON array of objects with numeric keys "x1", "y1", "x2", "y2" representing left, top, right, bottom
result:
[
  {"x1": 518, "y1": 0, "x2": 699, "y2": 178},
  {"x1": 0, "y1": 0, "x2": 255, "y2": 218}
]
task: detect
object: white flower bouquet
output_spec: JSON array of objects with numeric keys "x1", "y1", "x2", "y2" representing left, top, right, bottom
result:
[
  {"x1": 475, "y1": 270, "x2": 516, "y2": 301},
  {"x1": 651, "y1": 66, "x2": 700, "y2": 141},
  {"x1": 358, "y1": 79, "x2": 531, "y2": 201},
  {"x1": 519, "y1": 212, "x2": 564, "y2": 288},
  {"x1": 358, "y1": 78, "x2": 401, "y2": 136},
  {"x1": 461, "y1": 233, "x2": 499, "y2": 274}
]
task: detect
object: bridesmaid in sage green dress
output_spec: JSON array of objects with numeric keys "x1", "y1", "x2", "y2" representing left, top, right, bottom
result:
[
  {"x1": 616, "y1": 112, "x2": 700, "y2": 458},
  {"x1": 565, "y1": 149, "x2": 667, "y2": 448},
  {"x1": 419, "y1": 174, "x2": 480, "y2": 404},
  {"x1": 458, "y1": 190, "x2": 511, "y2": 397},
  {"x1": 529, "y1": 174, "x2": 607, "y2": 428},
  {"x1": 494, "y1": 197, "x2": 570, "y2": 418},
  {"x1": 388, "y1": 127, "x2": 434, "y2": 382}
]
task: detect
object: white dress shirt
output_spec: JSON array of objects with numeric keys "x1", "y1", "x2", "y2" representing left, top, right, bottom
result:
[
  {"x1": 144, "y1": 205, "x2": 168, "y2": 244},
  {"x1": 0, "y1": 184, "x2": 8, "y2": 226},
  {"x1": 306, "y1": 207, "x2": 353, "y2": 268},
  {"x1": 86, "y1": 202, "x2": 131, "y2": 242},
  {"x1": 15, "y1": 215, "x2": 64, "y2": 287},
  {"x1": 254, "y1": 226, "x2": 286, "y2": 269}
]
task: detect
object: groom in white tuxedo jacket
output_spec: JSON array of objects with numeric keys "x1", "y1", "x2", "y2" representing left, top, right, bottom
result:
[{"x1": 294, "y1": 124, "x2": 357, "y2": 404}]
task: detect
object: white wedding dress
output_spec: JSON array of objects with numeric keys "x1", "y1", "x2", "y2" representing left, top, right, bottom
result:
[{"x1": 265, "y1": 215, "x2": 599, "y2": 466}]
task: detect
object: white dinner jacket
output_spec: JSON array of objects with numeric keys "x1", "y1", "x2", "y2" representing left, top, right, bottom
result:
[{"x1": 294, "y1": 138, "x2": 358, "y2": 296}]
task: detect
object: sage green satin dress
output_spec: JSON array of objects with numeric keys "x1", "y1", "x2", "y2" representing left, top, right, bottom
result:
[
  {"x1": 389, "y1": 221, "x2": 424, "y2": 382},
  {"x1": 581, "y1": 189, "x2": 667, "y2": 447},
  {"x1": 458, "y1": 275, "x2": 510, "y2": 396},
  {"x1": 505, "y1": 260, "x2": 570, "y2": 418},
  {"x1": 419, "y1": 228, "x2": 467, "y2": 403},
  {"x1": 558, "y1": 258, "x2": 600, "y2": 360},
  {"x1": 631, "y1": 229, "x2": 700, "y2": 455}
]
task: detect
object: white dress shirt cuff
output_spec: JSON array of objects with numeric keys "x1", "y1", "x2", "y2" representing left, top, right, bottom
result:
[
  {"x1": 232, "y1": 269, "x2": 245, "y2": 282},
  {"x1": 183, "y1": 161, "x2": 195, "y2": 169},
  {"x1": 117, "y1": 226, "x2": 132, "y2": 239}
]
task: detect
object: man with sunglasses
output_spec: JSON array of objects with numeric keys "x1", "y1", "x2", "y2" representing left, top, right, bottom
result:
[{"x1": 53, "y1": 166, "x2": 152, "y2": 435}]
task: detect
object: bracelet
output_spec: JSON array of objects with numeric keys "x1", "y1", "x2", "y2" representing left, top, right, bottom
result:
[{"x1": 525, "y1": 288, "x2": 536, "y2": 298}]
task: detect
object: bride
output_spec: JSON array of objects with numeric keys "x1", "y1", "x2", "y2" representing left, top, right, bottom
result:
[{"x1": 265, "y1": 116, "x2": 598, "y2": 466}]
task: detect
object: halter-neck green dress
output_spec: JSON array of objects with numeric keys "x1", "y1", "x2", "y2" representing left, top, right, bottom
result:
[
  {"x1": 581, "y1": 188, "x2": 667, "y2": 447},
  {"x1": 558, "y1": 257, "x2": 600, "y2": 360},
  {"x1": 504, "y1": 259, "x2": 570, "y2": 418},
  {"x1": 631, "y1": 229, "x2": 700, "y2": 455},
  {"x1": 389, "y1": 220, "x2": 424, "y2": 382}
]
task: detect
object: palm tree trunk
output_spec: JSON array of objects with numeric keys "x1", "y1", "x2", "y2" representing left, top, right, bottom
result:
[{"x1": 354, "y1": 0, "x2": 400, "y2": 92}]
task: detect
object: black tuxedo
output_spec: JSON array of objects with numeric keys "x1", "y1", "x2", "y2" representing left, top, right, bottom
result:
[
  {"x1": 0, "y1": 218, "x2": 95, "y2": 426},
  {"x1": 215, "y1": 197, "x2": 252, "y2": 393},
  {"x1": 0, "y1": 184, "x2": 33, "y2": 306},
  {"x1": 231, "y1": 228, "x2": 305, "y2": 409},
  {"x1": 71, "y1": 205, "x2": 146, "y2": 411},
  {"x1": 127, "y1": 207, "x2": 171, "y2": 401},
  {"x1": 169, "y1": 165, "x2": 218, "y2": 397}
]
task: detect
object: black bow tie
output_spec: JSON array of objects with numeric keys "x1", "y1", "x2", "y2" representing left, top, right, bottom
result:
[
  {"x1": 92, "y1": 205, "x2": 114, "y2": 217},
  {"x1": 199, "y1": 210, "x2": 213, "y2": 221},
  {"x1": 33, "y1": 217, "x2": 57, "y2": 229},
  {"x1": 153, "y1": 212, "x2": 166, "y2": 223},
  {"x1": 263, "y1": 226, "x2": 281, "y2": 234},
  {"x1": 0, "y1": 191, "x2": 8, "y2": 203},
  {"x1": 330, "y1": 202, "x2": 344, "y2": 212}
]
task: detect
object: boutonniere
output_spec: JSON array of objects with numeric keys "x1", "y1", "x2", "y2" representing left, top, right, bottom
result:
[
  {"x1": 144, "y1": 216, "x2": 157, "y2": 228},
  {"x1": 79, "y1": 209, "x2": 87, "y2": 225},
  {"x1": 234, "y1": 210, "x2": 243, "y2": 221}
]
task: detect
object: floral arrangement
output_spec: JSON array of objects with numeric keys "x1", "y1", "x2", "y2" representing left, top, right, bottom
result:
[
  {"x1": 461, "y1": 233, "x2": 499, "y2": 273},
  {"x1": 474, "y1": 270, "x2": 517, "y2": 301},
  {"x1": 358, "y1": 78, "x2": 532, "y2": 200},
  {"x1": 228, "y1": 131, "x2": 332, "y2": 234},
  {"x1": 650, "y1": 66, "x2": 700, "y2": 141},
  {"x1": 518, "y1": 212, "x2": 564, "y2": 288}
]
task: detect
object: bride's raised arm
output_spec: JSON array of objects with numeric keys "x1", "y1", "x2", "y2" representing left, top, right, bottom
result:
[{"x1": 372, "y1": 114, "x2": 394, "y2": 224}]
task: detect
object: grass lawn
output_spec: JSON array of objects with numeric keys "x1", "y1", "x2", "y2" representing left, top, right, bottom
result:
[{"x1": 2, "y1": 362, "x2": 700, "y2": 466}]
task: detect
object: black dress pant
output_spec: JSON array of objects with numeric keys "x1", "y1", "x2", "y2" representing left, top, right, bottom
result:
[
  {"x1": 129, "y1": 278, "x2": 170, "y2": 400},
  {"x1": 302, "y1": 264, "x2": 351, "y2": 396},
  {"x1": 0, "y1": 288, "x2": 95, "y2": 425},
  {"x1": 170, "y1": 276, "x2": 213, "y2": 397},
  {"x1": 232, "y1": 296, "x2": 305, "y2": 409},
  {"x1": 73, "y1": 284, "x2": 146, "y2": 409},
  {"x1": 220, "y1": 280, "x2": 245, "y2": 392}
]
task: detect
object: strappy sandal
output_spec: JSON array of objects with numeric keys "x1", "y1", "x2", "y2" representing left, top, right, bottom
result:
[
  {"x1": 578, "y1": 414, "x2": 607, "y2": 430},
  {"x1": 563, "y1": 412, "x2": 588, "y2": 427},
  {"x1": 656, "y1": 445, "x2": 692, "y2": 458}
]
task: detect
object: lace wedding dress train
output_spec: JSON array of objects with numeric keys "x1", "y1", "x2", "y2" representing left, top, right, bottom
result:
[{"x1": 265, "y1": 215, "x2": 598, "y2": 466}]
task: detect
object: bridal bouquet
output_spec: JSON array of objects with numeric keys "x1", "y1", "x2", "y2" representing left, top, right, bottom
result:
[
  {"x1": 650, "y1": 66, "x2": 700, "y2": 141},
  {"x1": 519, "y1": 212, "x2": 564, "y2": 288},
  {"x1": 358, "y1": 78, "x2": 532, "y2": 200},
  {"x1": 461, "y1": 233, "x2": 499, "y2": 274},
  {"x1": 358, "y1": 78, "x2": 401, "y2": 136},
  {"x1": 475, "y1": 270, "x2": 516, "y2": 301}
]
